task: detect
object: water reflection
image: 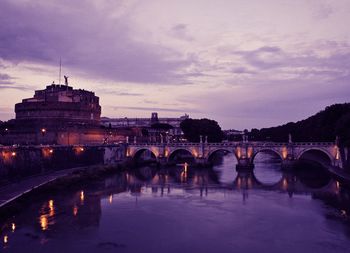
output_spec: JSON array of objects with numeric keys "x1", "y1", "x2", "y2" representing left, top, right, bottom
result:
[
  {"x1": 2, "y1": 159, "x2": 350, "y2": 252},
  {"x1": 212, "y1": 152, "x2": 238, "y2": 183},
  {"x1": 254, "y1": 152, "x2": 282, "y2": 184},
  {"x1": 39, "y1": 199, "x2": 56, "y2": 231},
  {"x1": 113, "y1": 164, "x2": 338, "y2": 195}
]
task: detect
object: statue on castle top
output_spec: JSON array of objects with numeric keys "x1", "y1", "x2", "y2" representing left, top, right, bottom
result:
[{"x1": 64, "y1": 75, "x2": 69, "y2": 85}]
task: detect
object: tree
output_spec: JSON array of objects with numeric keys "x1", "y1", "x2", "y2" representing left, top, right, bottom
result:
[
  {"x1": 335, "y1": 113, "x2": 350, "y2": 146},
  {"x1": 151, "y1": 123, "x2": 173, "y2": 130},
  {"x1": 180, "y1": 118, "x2": 223, "y2": 142},
  {"x1": 246, "y1": 103, "x2": 350, "y2": 145}
]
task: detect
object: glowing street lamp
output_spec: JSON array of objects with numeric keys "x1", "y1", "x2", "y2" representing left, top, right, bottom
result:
[
  {"x1": 40, "y1": 128, "x2": 47, "y2": 145},
  {"x1": 3, "y1": 235, "x2": 8, "y2": 244},
  {"x1": 109, "y1": 194, "x2": 113, "y2": 204},
  {"x1": 73, "y1": 205, "x2": 78, "y2": 216},
  {"x1": 80, "y1": 191, "x2": 84, "y2": 203}
]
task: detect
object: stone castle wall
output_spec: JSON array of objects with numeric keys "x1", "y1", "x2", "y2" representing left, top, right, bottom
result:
[{"x1": 15, "y1": 101, "x2": 101, "y2": 123}]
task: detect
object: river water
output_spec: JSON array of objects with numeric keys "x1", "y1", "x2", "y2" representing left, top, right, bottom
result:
[{"x1": 1, "y1": 152, "x2": 350, "y2": 253}]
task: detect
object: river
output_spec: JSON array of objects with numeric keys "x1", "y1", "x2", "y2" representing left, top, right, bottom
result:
[{"x1": 1, "y1": 152, "x2": 350, "y2": 252}]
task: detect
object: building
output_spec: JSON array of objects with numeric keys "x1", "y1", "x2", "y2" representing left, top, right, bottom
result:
[
  {"x1": 223, "y1": 129, "x2": 244, "y2": 141},
  {"x1": 101, "y1": 113, "x2": 189, "y2": 141},
  {"x1": 0, "y1": 83, "x2": 134, "y2": 145},
  {"x1": 15, "y1": 84, "x2": 101, "y2": 127}
]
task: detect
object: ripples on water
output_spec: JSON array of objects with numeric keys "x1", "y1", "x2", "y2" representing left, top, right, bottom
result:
[{"x1": 1, "y1": 153, "x2": 350, "y2": 253}]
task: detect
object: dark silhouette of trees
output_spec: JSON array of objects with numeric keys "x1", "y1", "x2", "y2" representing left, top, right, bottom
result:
[
  {"x1": 150, "y1": 123, "x2": 173, "y2": 130},
  {"x1": 180, "y1": 118, "x2": 223, "y2": 143},
  {"x1": 247, "y1": 103, "x2": 350, "y2": 146}
]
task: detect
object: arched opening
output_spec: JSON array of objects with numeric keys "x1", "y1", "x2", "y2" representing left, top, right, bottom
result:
[
  {"x1": 253, "y1": 149, "x2": 283, "y2": 185},
  {"x1": 168, "y1": 149, "x2": 195, "y2": 164},
  {"x1": 298, "y1": 149, "x2": 332, "y2": 167},
  {"x1": 208, "y1": 149, "x2": 238, "y2": 184},
  {"x1": 133, "y1": 149, "x2": 157, "y2": 165},
  {"x1": 296, "y1": 149, "x2": 332, "y2": 188},
  {"x1": 207, "y1": 149, "x2": 237, "y2": 164}
]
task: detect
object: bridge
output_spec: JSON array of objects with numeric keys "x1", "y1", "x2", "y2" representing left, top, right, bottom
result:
[{"x1": 126, "y1": 139, "x2": 343, "y2": 170}]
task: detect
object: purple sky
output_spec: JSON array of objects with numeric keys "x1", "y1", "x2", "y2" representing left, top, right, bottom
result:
[{"x1": 0, "y1": 0, "x2": 349, "y2": 129}]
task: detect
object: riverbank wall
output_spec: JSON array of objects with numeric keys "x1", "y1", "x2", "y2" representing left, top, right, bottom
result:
[{"x1": 0, "y1": 145, "x2": 125, "y2": 185}]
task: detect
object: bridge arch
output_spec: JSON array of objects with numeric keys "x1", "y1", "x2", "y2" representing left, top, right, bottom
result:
[
  {"x1": 132, "y1": 148, "x2": 158, "y2": 162},
  {"x1": 296, "y1": 148, "x2": 333, "y2": 166},
  {"x1": 251, "y1": 148, "x2": 283, "y2": 162},
  {"x1": 207, "y1": 148, "x2": 238, "y2": 162},
  {"x1": 167, "y1": 148, "x2": 196, "y2": 163}
]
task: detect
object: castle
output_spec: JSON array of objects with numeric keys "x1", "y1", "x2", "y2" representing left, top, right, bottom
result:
[
  {"x1": 15, "y1": 84, "x2": 101, "y2": 127},
  {"x1": 0, "y1": 83, "x2": 131, "y2": 145}
]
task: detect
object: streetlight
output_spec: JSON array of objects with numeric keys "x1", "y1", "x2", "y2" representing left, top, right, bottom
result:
[{"x1": 40, "y1": 128, "x2": 47, "y2": 145}]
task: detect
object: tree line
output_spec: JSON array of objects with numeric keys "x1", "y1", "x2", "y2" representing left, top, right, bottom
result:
[{"x1": 246, "y1": 103, "x2": 350, "y2": 146}]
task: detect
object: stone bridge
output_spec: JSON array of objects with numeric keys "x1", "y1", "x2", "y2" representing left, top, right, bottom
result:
[{"x1": 126, "y1": 140, "x2": 343, "y2": 169}]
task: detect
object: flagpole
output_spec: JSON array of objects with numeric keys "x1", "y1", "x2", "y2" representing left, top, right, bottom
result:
[{"x1": 59, "y1": 58, "x2": 62, "y2": 85}]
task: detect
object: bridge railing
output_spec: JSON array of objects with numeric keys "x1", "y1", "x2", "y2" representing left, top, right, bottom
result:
[
  {"x1": 128, "y1": 141, "x2": 335, "y2": 147},
  {"x1": 292, "y1": 142, "x2": 334, "y2": 146}
]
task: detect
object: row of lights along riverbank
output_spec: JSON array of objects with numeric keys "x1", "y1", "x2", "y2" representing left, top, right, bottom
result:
[{"x1": 1, "y1": 147, "x2": 86, "y2": 158}]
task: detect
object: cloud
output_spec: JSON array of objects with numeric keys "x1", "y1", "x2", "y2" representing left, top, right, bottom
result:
[
  {"x1": 95, "y1": 88, "x2": 143, "y2": 96},
  {"x1": 111, "y1": 105, "x2": 200, "y2": 113},
  {"x1": 229, "y1": 43, "x2": 350, "y2": 79},
  {"x1": 143, "y1": 99, "x2": 158, "y2": 104},
  {"x1": 0, "y1": 72, "x2": 38, "y2": 90},
  {"x1": 232, "y1": 67, "x2": 256, "y2": 74},
  {"x1": 0, "y1": 73, "x2": 13, "y2": 84},
  {"x1": 232, "y1": 46, "x2": 286, "y2": 69},
  {"x1": 0, "y1": 0, "x2": 349, "y2": 129},
  {"x1": 0, "y1": 84, "x2": 35, "y2": 90},
  {"x1": 169, "y1": 23, "x2": 194, "y2": 41},
  {"x1": 0, "y1": 0, "x2": 192, "y2": 84},
  {"x1": 312, "y1": 3, "x2": 333, "y2": 20}
]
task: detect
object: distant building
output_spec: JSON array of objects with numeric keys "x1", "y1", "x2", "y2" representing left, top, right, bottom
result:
[
  {"x1": 101, "y1": 113, "x2": 189, "y2": 140},
  {"x1": 223, "y1": 129, "x2": 244, "y2": 141}
]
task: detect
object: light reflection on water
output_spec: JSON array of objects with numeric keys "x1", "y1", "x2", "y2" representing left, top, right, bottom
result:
[
  {"x1": 39, "y1": 199, "x2": 55, "y2": 231},
  {"x1": 1, "y1": 153, "x2": 350, "y2": 252}
]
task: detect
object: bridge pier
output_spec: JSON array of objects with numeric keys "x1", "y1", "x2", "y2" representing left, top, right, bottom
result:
[
  {"x1": 236, "y1": 158, "x2": 254, "y2": 171},
  {"x1": 195, "y1": 157, "x2": 210, "y2": 166},
  {"x1": 281, "y1": 158, "x2": 297, "y2": 170},
  {"x1": 156, "y1": 157, "x2": 168, "y2": 167}
]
